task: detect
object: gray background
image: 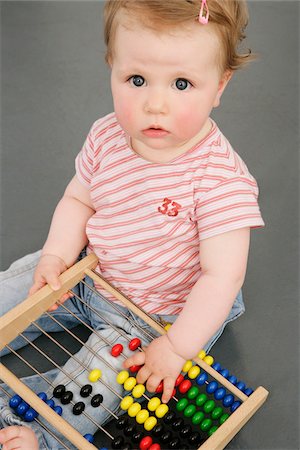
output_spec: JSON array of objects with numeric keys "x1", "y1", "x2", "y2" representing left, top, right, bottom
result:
[{"x1": 1, "y1": 1, "x2": 299, "y2": 449}]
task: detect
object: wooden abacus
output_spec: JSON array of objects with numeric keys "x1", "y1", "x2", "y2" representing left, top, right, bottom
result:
[{"x1": 0, "y1": 253, "x2": 268, "y2": 450}]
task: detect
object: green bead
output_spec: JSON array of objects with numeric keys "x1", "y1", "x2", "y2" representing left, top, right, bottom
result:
[
  {"x1": 176, "y1": 398, "x2": 189, "y2": 412},
  {"x1": 208, "y1": 425, "x2": 219, "y2": 436},
  {"x1": 200, "y1": 418, "x2": 213, "y2": 432},
  {"x1": 192, "y1": 411, "x2": 205, "y2": 425},
  {"x1": 187, "y1": 386, "x2": 200, "y2": 400},
  {"x1": 219, "y1": 413, "x2": 230, "y2": 425},
  {"x1": 183, "y1": 404, "x2": 196, "y2": 417},
  {"x1": 211, "y1": 406, "x2": 223, "y2": 420},
  {"x1": 203, "y1": 399, "x2": 216, "y2": 414},
  {"x1": 195, "y1": 393, "x2": 207, "y2": 407}
]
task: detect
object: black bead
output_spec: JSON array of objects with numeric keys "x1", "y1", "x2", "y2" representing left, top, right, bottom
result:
[
  {"x1": 161, "y1": 431, "x2": 172, "y2": 444},
  {"x1": 124, "y1": 424, "x2": 136, "y2": 437},
  {"x1": 116, "y1": 416, "x2": 128, "y2": 430},
  {"x1": 180, "y1": 424, "x2": 192, "y2": 439},
  {"x1": 131, "y1": 431, "x2": 143, "y2": 443},
  {"x1": 121, "y1": 444, "x2": 132, "y2": 450},
  {"x1": 152, "y1": 423, "x2": 164, "y2": 437},
  {"x1": 53, "y1": 384, "x2": 66, "y2": 399},
  {"x1": 164, "y1": 411, "x2": 176, "y2": 424},
  {"x1": 80, "y1": 384, "x2": 92, "y2": 398},
  {"x1": 169, "y1": 438, "x2": 181, "y2": 449},
  {"x1": 72, "y1": 401, "x2": 85, "y2": 415},
  {"x1": 188, "y1": 432, "x2": 202, "y2": 446},
  {"x1": 112, "y1": 435, "x2": 124, "y2": 449},
  {"x1": 171, "y1": 417, "x2": 184, "y2": 431},
  {"x1": 60, "y1": 391, "x2": 73, "y2": 405},
  {"x1": 91, "y1": 393, "x2": 103, "y2": 407}
]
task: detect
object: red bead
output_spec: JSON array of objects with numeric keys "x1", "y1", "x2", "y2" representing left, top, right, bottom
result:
[
  {"x1": 130, "y1": 365, "x2": 142, "y2": 373},
  {"x1": 149, "y1": 444, "x2": 161, "y2": 450},
  {"x1": 155, "y1": 381, "x2": 163, "y2": 393},
  {"x1": 111, "y1": 344, "x2": 123, "y2": 357},
  {"x1": 139, "y1": 436, "x2": 153, "y2": 450},
  {"x1": 178, "y1": 379, "x2": 192, "y2": 394},
  {"x1": 175, "y1": 374, "x2": 184, "y2": 386},
  {"x1": 129, "y1": 338, "x2": 141, "y2": 351}
]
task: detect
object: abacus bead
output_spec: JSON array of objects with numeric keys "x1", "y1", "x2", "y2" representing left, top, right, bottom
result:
[
  {"x1": 195, "y1": 393, "x2": 207, "y2": 407},
  {"x1": 54, "y1": 405, "x2": 62, "y2": 416},
  {"x1": 188, "y1": 365, "x2": 200, "y2": 379},
  {"x1": 231, "y1": 401, "x2": 241, "y2": 413},
  {"x1": 155, "y1": 404, "x2": 169, "y2": 418},
  {"x1": 212, "y1": 362, "x2": 222, "y2": 372},
  {"x1": 192, "y1": 411, "x2": 205, "y2": 425},
  {"x1": 214, "y1": 387, "x2": 226, "y2": 400},
  {"x1": 91, "y1": 393, "x2": 103, "y2": 407},
  {"x1": 164, "y1": 323, "x2": 171, "y2": 331},
  {"x1": 200, "y1": 418, "x2": 213, "y2": 432},
  {"x1": 198, "y1": 350, "x2": 206, "y2": 360},
  {"x1": 130, "y1": 365, "x2": 142, "y2": 373},
  {"x1": 148, "y1": 397, "x2": 161, "y2": 412},
  {"x1": 155, "y1": 381, "x2": 163, "y2": 393},
  {"x1": 129, "y1": 338, "x2": 141, "y2": 351},
  {"x1": 132, "y1": 384, "x2": 145, "y2": 398},
  {"x1": 80, "y1": 384, "x2": 92, "y2": 398},
  {"x1": 203, "y1": 355, "x2": 214, "y2": 365},
  {"x1": 160, "y1": 431, "x2": 172, "y2": 443},
  {"x1": 124, "y1": 377, "x2": 137, "y2": 391},
  {"x1": 244, "y1": 387, "x2": 254, "y2": 396},
  {"x1": 176, "y1": 398, "x2": 188, "y2": 411},
  {"x1": 124, "y1": 423, "x2": 136, "y2": 436},
  {"x1": 84, "y1": 434, "x2": 94, "y2": 443},
  {"x1": 88, "y1": 369, "x2": 102, "y2": 382},
  {"x1": 208, "y1": 426, "x2": 219, "y2": 436},
  {"x1": 206, "y1": 381, "x2": 218, "y2": 394},
  {"x1": 46, "y1": 399, "x2": 55, "y2": 409},
  {"x1": 112, "y1": 436, "x2": 124, "y2": 449},
  {"x1": 172, "y1": 417, "x2": 184, "y2": 431},
  {"x1": 187, "y1": 386, "x2": 199, "y2": 399},
  {"x1": 196, "y1": 372, "x2": 208, "y2": 385},
  {"x1": 183, "y1": 404, "x2": 196, "y2": 417},
  {"x1": 149, "y1": 444, "x2": 161, "y2": 450},
  {"x1": 9, "y1": 395, "x2": 22, "y2": 409},
  {"x1": 179, "y1": 425, "x2": 192, "y2": 438},
  {"x1": 24, "y1": 408, "x2": 38, "y2": 422},
  {"x1": 53, "y1": 385, "x2": 66, "y2": 398},
  {"x1": 175, "y1": 374, "x2": 184, "y2": 386},
  {"x1": 163, "y1": 411, "x2": 176, "y2": 424},
  {"x1": 73, "y1": 401, "x2": 85, "y2": 415},
  {"x1": 236, "y1": 381, "x2": 246, "y2": 391},
  {"x1": 139, "y1": 436, "x2": 152, "y2": 450},
  {"x1": 132, "y1": 431, "x2": 143, "y2": 443},
  {"x1": 16, "y1": 401, "x2": 29, "y2": 416},
  {"x1": 111, "y1": 343, "x2": 123, "y2": 357},
  {"x1": 211, "y1": 406, "x2": 223, "y2": 420},
  {"x1": 220, "y1": 413, "x2": 230, "y2": 424},
  {"x1": 152, "y1": 423, "x2": 164, "y2": 437},
  {"x1": 203, "y1": 400, "x2": 215, "y2": 414},
  {"x1": 220, "y1": 369, "x2": 229, "y2": 378},
  {"x1": 144, "y1": 416, "x2": 157, "y2": 431},
  {"x1": 117, "y1": 370, "x2": 130, "y2": 385},
  {"x1": 189, "y1": 432, "x2": 202, "y2": 446},
  {"x1": 182, "y1": 360, "x2": 193, "y2": 373},
  {"x1": 178, "y1": 379, "x2": 192, "y2": 394},
  {"x1": 61, "y1": 391, "x2": 73, "y2": 405},
  {"x1": 169, "y1": 438, "x2": 181, "y2": 449},
  {"x1": 37, "y1": 392, "x2": 47, "y2": 402},
  {"x1": 116, "y1": 416, "x2": 128, "y2": 429},
  {"x1": 228, "y1": 375, "x2": 237, "y2": 385},
  {"x1": 222, "y1": 394, "x2": 234, "y2": 408},
  {"x1": 120, "y1": 396, "x2": 134, "y2": 410},
  {"x1": 136, "y1": 409, "x2": 149, "y2": 424},
  {"x1": 128, "y1": 402, "x2": 142, "y2": 417}
]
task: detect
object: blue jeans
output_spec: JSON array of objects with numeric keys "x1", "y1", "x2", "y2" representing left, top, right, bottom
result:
[{"x1": 0, "y1": 250, "x2": 245, "y2": 449}]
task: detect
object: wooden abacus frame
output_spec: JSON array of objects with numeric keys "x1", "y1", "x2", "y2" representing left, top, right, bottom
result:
[{"x1": 0, "y1": 253, "x2": 268, "y2": 450}]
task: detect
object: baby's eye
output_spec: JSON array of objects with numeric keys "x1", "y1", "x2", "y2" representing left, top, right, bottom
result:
[
  {"x1": 129, "y1": 75, "x2": 145, "y2": 87},
  {"x1": 174, "y1": 78, "x2": 192, "y2": 91}
]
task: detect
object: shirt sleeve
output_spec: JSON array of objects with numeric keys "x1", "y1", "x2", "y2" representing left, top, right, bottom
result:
[
  {"x1": 195, "y1": 175, "x2": 265, "y2": 241},
  {"x1": 75, "y1": 123, "x2": 95, "y2": 189}
]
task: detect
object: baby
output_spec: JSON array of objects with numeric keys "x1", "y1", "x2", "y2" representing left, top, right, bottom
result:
[{"x1": 0, "y1": 0, "x2": 264, "y2": 448}]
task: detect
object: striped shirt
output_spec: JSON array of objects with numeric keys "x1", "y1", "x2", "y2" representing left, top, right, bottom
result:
[{"x1": 75, "y1": 112, "x2": 264, "y2": 314}]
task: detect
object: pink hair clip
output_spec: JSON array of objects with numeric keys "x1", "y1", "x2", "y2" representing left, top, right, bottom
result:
[{"x1": 199, "y1": 0, "x2": 209, "y2": 25}]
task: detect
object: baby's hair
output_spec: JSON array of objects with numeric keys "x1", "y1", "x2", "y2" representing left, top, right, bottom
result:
[{"x1": 104, "y1": 0, "x2": 255, "y2": 74}]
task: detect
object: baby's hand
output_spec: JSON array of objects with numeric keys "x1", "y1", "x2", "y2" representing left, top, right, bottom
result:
[
  {"x1": 28, "y1": 254, "x2": 72, "y2": 311},
  {"x1": 0, "y1": 425, "x2": 38, "y2": 450},
  {"x1": 123, "y1": 334, "x2": 185, "y2": 403}
]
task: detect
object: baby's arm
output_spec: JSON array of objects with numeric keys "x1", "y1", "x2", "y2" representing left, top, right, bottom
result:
[
  {"x1": 0, "y1": 426, "x2": 38, "y2": 450},
  {"x1": 124, "y1": 227, "x2": 250, "y2": 402}
]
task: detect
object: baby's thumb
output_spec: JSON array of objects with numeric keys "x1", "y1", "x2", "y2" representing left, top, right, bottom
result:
[
  {"x1": 46, "y1": 273, "x2": 61, "y2": 291},
  {"x1": 28, "y1": 279, "x2": 46, "y2": 296}
]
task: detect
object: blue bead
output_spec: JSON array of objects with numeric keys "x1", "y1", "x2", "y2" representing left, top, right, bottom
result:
[
  {"x1": 24, "y1": 408, "x2": 38, "y2": 422},
  {"x1": 37, "y1": 392, "x2": 47, "y2": 402},
  {"x1": 54, "y1": 405, "x2": 63, "y2": 416},
  {"x1": 222, "y1": 394, "x2": 234, "y2": 408},
  {"x1": 244, "y1": 387, "x2": 254, "y2": 396},
  {"x1": 236, "y1": 381, "x2": 246, "y2": 391},
  {"x1": 9, "y1": 395, "x2": 22, "y2": 409},
  {"x1": 16, "y1": 401, "x2": 30, "y2": 416},
  {"x1": 196, "y1": 372, "x2": 208, "y2": 385},
  {"x1": 220, "y1": 369, "x2": 229, "y2": 378},
  {"x1": 206, "y1": 381, "x2": 218, "y2": 394},
  {"x1": 84, "y1": 434, "x2": 94, "y2": 443},
  {"x1": 46, "y1": 399, "x2": 55, "y2": 409},
  {"x1": 212, "y1": 362, "x2": 222, "y2": 372},
  {"x1": 230, "y1": 401, "x2": 241, "y2": 413},
  {"x1": 228, "y1": 375, "x2": 237, "y2": 385},
  {"x1": 99, "y1": 448, "x2": 108, "y2": 450},
  {"x1": 214, "y1": 387, "x2": 226, "y2": 400}
]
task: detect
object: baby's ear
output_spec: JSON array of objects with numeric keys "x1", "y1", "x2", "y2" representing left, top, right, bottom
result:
[{"x1": 213, "y1": 70, "x2": 233, "y2": 108}]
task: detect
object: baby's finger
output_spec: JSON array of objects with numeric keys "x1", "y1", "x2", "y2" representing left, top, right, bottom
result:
[
  {"x1": 136, "y1": 364, "x2": 152, "y2": 385},
  {"x1": 161, "y1": 376, "x2": 176, "y2": 403},
  {"x1": 46, "y1": 273, "x2": 61, "y2": 291},
  {"x1": 145, "y1": 373, "x2": 162, "y2": 393},
  {"x1": 0, "y1": 425, "x2": 21, "y2": 444},
  {"x1": 123, "y1": 351, "x2": 146, "y2": 369},
  {"x1": 28, "y1": 279, "x2": 46, "y2": 296}
]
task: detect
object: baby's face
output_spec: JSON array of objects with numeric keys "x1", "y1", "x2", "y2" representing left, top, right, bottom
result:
[{"x1": 110, "y1": 15, "x2": 229, "y2": 162}]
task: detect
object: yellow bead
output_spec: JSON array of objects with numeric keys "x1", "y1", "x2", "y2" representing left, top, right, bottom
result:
[
  {"x1": 155, "y1": 404, "x2": 169, "y2": 418},
  {"x1": 136, "y1": 409, "x2": 149, "y2": 424},
  {"x1": 144, "y1": 416, "x2": 157, "y2": 431},
  {"x1": 204, "y1": 355, "x2": 214, "y2": 366},
  {"x1": 116, "y1": 370, "x2": 129, "y2": 385},
  {"x1": 88, "y1": 369, "x2": 102, "y2": 382},
  {"x1": 120, "y1": 396, "x2": 134, "y2": 411},
  {"x1": 164, "y1": 323, "x2": 172, "y2": 331},
  {"x1": 188, "y1": 365, "x2": 201, "y2": 379},
  {"x1": 124, "y1": 377, "x2": 137, "y2": 391},
  {"x1": 128, "y1": 402, "x2": 142, "y2": 417},
  {"x1": 198, "y1": 350, "x2": 206, "y2": 360},
  {"x1": 132, "y1": 384, "x2": 145, "y2": 399},
  {"x1": 182, "y1": 360, "x2": 193, "y2": 373},
  {"x1": 147, "y1": 397, "x2": 161, "y2": 412}
]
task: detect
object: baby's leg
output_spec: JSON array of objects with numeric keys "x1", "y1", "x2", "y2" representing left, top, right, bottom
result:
[{"x1": 0, "y1": 425, "x2": 38, "y2": 450}]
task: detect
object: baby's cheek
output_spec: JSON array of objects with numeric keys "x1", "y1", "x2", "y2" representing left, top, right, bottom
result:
[
  {"x1": 115, "y1": 101, "x2": 135, "y2": 132},
  {"x1": 175, "y1": 109, "x2": 206, "y2": 139}
]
